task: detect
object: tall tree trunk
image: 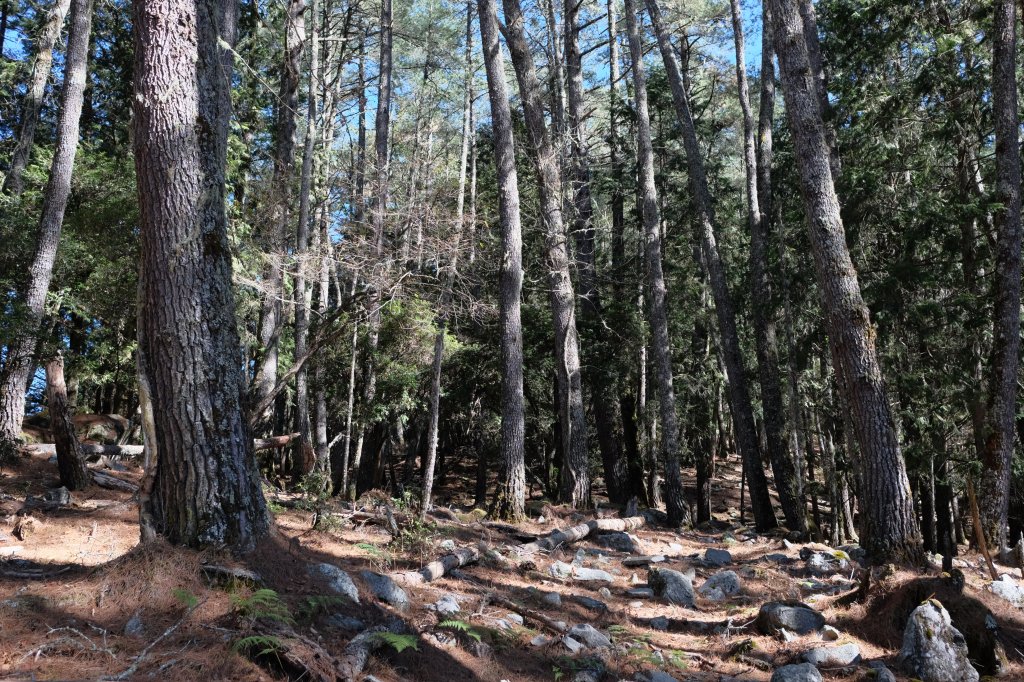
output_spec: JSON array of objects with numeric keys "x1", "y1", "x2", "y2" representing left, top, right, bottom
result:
[
  {"x1": 3, "y1": 0, "x2": 73, "y2": 196},
  {"x1": 132, "y1": 0, "x2": 269, "y2": 550},
  {"x1": 0, "y1": 0, "x2": 92, "y2": 460},
  {"x1": 45, "y1": 353, "x2": 90, "y2": 490},
  {"x1": 644, "y1": 0, "x2": 776, "y2": 531},
  {"x1": 501, "y1": 0, "x2": 589, "y2": 508},
  {"x1": 978, "y1": 0, "x2": 1022, "y2": 551},
  {"x1": 421, "y1": 0, "x2": 474, "y2": 517},
  {"x1": 478, "y1": 0, "x2": 525, "y2": 521},
  {"x1": 252, "y1": 0, "x2": 305, "y2": 432},
  {"x1": 770, "y1": 0, "x2": 921, "y2": 563},
  {"x1": 565, "y1": 0, "x2": 626, "y2": 503},
  {"x1": 624, "y1": 0, "x2": 688, "y2": 527}
]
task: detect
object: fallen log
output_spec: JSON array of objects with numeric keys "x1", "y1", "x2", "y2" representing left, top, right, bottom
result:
[
  {"x1": 513, "y1": 516, "x2": 646, "y2": 556},
  {"x1": 91, "y1": 470, "x2": 138, "y2": 493},
  {"x1": 23, "y1": 433, "x2": 302, "y2": 459},
  {"x1": 336, "y1": 625, "x2": 399, "y2": 681},
  {"x1": 390, "y1": 547, "x2": 481, "y2": 586}
]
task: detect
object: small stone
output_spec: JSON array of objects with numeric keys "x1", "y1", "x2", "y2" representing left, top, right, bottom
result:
[
  {"x1": 623, "y1": 555, "x2": 665, "y2": 567},
  {"x1": 43, "y1": 487, "x2": 71, "y2": 505},
  {"x1": 506, "y1": 612, "x2": 524, "y2": 625},
  {"x1": 598, "y1": 587, "x2": 611, "y2": 598},
  {"x1": 550, "y1": 561, "x2": 573, "y2": 579},
  {"x1": 439, "y1": 539, "x2": 457, "y2": 552},
  {"x1": 626, "y1": 587, "x2": 654, "y2": 598},
  {"x1": 360, "y1": 571, "x2": 409, "y2": 611},
  {"x1": 756, "y1": 601, "x2": 825, "y2": 635},
  {"x1": 770, "y1": 662, "x2": 822, "y2": 682},
  {"x1": 867, "y1": 661, "x2": 897, "y2": 682},
  {"x1": 704, "y1": 548, "x2": 732, "y2": 566},
  {"x1": 310, "y1": 563, "x2": 360, "y2": 603},
  {"x1": 698, "y1": 570, "x2": 742, "y2": 601},
  {"x1": 470, "y1": 640, "x2": 492, "y2": 658},
  {"x1": 779, "y1": 628, "x2": 796, "y2": 642},
  {"x1": 648, "y1": 567, "x2": 694, "y2": 607},
  {"x1": 596, "y1": 531, "x2": 640, "y2": 553},
  {"x1": 542, "y1": 591, "x2": 562, "y2": 607},
  {"x1": 802, "y1": 643, "x2": 861, "y2": 666},
  {"x1": 648, "y1": 616, "x2": 669, "y2": 631},
  {"x1": 124, "y1": 610, "x2": 144, "y2": 637},
  {"x1": 820, "y1": 625, "x2": 840, "y2": 641},
  {"x1": 568, "y1": 623, "x2": 612, "y2": 649},
  {"x1": 628, "y1": 601, "x2": 643, "y2": 607},
  {"x1": 430, "y1": 594, "x2": 461, "y2": 614},
  {"x1": 562, "y1": 635, "x2": 584, "y2": 653},
  {"x1": 571, "y1": 595, "x2": 608, "y2": 612},
  {"x1": 766, "y1": 553, "x2": 793, "y2": 564},
  {"x1": 572, "y1": 566, "x2": 615, "y2": 582},
  {"x1": 531, "y1": 634, "x2": 550, "y2": 646}
]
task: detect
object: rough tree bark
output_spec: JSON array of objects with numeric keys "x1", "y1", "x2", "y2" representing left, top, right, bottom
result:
[
  {"x1": 624, "y1": 0, "x2": 689, "y2": 527},
  {"x1": 501, "y1": 0, "x2": 590, "y2": 508},
  {"x1": 478, "y1": 0, "x2": 526, "y2": 521},
  {"x1": 0, "y1": 0, "x2": 92, "y2": 461},
  {"x1": 132, "y1": 0, "x2": 269, "y2": 550},
  {"x1": 770, "y1": 0, "x2": 921, "y2": 563},
  {"x1": 730, "y1": 0, "x2": 805, "y2": 533},
  {"x1": 977, "y1": 0, "x2": 1022, "y2": 551},
  {"x1": 44, "y1": 353, "x2": 91, "y2": 490},
  {"x1": 2, "y1": 0, "x2": 73, "y2": 196}
]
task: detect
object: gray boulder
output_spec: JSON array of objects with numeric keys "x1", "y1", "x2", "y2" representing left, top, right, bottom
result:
[
  {"x1": 866, "y1": 661, "x2": 896, "y2": 682},
  {"x1": 648, "y1": 567, "x2": 695, "y2": 607},
  {"x1": 704, "y1": 548, "x2": 732, "y2": 566},
  {"x1": 988, "y1": 574, "x2": 1024, "y2": 608},
  {"x1": 802, "y1": 643, "x2": 861, "y2": 666},
  {"x1": 541, "y1": 591, "x2": 562, "y2": 607},
  {"x1": 770, "y1": 663, "x2": 822, "y2": 682},
  {"x1": 898, "y1": 600, "x2": 979, "y2": 682},
  {"x1": 570, "y1": 595, "x2": 608, "y2": 612},
  {"x1": 430, "y1": 594, "x2": 461, "y2": 614},
  {"x1": 756, "y1": 601, "x2": 825, "y2": 635},
  {"x1": 309, "y1": 563, "x2": 360, "y2": 603},
  {"x1": 595, "y1": 531, "x2": 640, "y2": 553},
  {"x1": 568, "y1": 623, "x2": 611, "y2": 649},
  {"x1": 572, "y1": 565, "x2": 615, "y2": 582},
  {"x1": 634, "y1": 671, "x2": 679, "y2": 682},
  {"x1": 698, "y1": 570, "x2": 741, "y2": 600},
  {"x1": 360, "y1": 571, "x2": 409, "y2": 611},
  {"x1": 803, "y1": 550, "x2": 850, "y2": 577}
]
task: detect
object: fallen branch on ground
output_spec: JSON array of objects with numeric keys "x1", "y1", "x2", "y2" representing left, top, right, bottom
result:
[
  {"x1": 91, "y1": 470, "x2": 138, "y2": 493},
  {"x1": 24, "y1": 434, "x2": 301, "y2": 460},
  {"x1": 390, "y1": 546, "x2": 481, "y2": 586},
  {"x1": 104, "y1": 599, "x2": 205, "y2": 680},
  {"x1": 512, "y1": 516, "x2": 646, "y2": 556}
]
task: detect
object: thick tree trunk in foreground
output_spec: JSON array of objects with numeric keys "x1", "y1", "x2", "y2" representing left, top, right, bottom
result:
[
  {"x1": 0, "y1": 0, "x2": 92, "y2": 461},
  {"x1": 501, "y1": 0, "x2": 590, "y2": 508},
  {"x1": 730, "y1": 0, "x2": 804, "y2": 533},
  {"x1": 771, "y1": 0, "x2": 921, "y2": 563},
  {"x1": 645, "y1": 0, "x2": 775, "y2": 531},
  {"x1": 3, "y1": 0, "x2": 73, "y2": 196},
  {"x1": 44, "y1": 354, "x2": 90, "y2": 490},
  {"x1": 624, "y1": 0, "x2": 689, "y2": 527},
  {"x1": 478, "y1": 0, "x2": 525, "y2": 521},
  {"x1": 978, "y1": 0, "x2": 1022, "y2": 551},
  {"x1": 132, "y1": 0, "x2": 269, "y2": 550}
]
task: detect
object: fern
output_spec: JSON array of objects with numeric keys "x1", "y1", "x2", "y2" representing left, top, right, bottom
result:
[
  {"x1": 438, "y1": 619, "x2": 482, "y2": 642},
  {"x1": 172, "y1": 588, "x2": 198, "y2": 608},
  {"x1": 234, "y1": 634, "x2": 285, "y2": 657},
  {"x1": 231, "y1": 588, "x2": 295, "y2": 625},
  {"x1": 298, "y1": 595, "x2": 347, "y2": 620},
  {"x1": 372, "y1": 631, "x2": 419, "y2": 653}
]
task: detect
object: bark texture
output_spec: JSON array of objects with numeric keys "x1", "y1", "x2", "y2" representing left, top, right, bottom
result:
[
  {"x1": 978, "y1": 0, "x2": 1022, "y2": 551},
  {"x1": 770, "y1": 0, "x2": 921, "y2": 563},
  {"x1": 132, "y1": 0, "x2": 269, "y2": 550},
  {"x1": 44, "y1": 353, "x2": 91, "y2": 490},
  {"x1": 478, "y1": 0, "x2": 525, "y2": 521},
  {"x1": 0, "y1": 0, "x2": 93, "y2": 460},
  {"x1": 624, "y1": 0, "x2": 689, "y2": 527}
]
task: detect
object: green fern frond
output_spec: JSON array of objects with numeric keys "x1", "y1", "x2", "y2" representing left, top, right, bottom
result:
[
  {"x1": 372, "y1": 631, "x2": 419, "y2": 653},
  {"x1": 233, "y1": 634, "x2": 285, "y2": 657}
]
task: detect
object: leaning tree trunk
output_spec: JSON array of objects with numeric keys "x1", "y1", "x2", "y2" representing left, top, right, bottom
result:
[
  {"x1": 132, "y1": 0, "x2": 269, "y2": 550},
  {"x1": 624, "y1": 0, "x2": 689, "y2": 527},
  {"x1": 478, "y1": 0, "x2": 526, "y2": 521},
  {"x1": 645, "y1": 0, "x2": 776, "y2": 531},
  {"x1": 2, "y1": 0, "x2": 73, "y2": 196},
  {"x1": 730, "y1": 0, "x2": 805, "y2": 534},
  {"x1": 252, "y1": 0, "x2": 305, "y2": 434},
  {"x1": 0, "y1": 0, "x2": 92, "y2": 461},
  {"x1": 501, "y1": 0, "x2": 590, "y2": 508},
  {"x1": 770, "y1": 0, "x2": 921, "y2": 564},
  {"x1": 565, "y1": 0, "x2": 627, "y2": 503},
  {"x1": 44, "y1": 353, "x2": 90, "y2": 491},
  {"x1": 977, "y1": 0, "x2": 1022, "y2": 552}
]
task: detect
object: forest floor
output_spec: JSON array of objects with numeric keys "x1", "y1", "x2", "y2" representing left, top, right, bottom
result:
[{"x1": 1, "y1": 447, "x2": 1023, "y2": 681}]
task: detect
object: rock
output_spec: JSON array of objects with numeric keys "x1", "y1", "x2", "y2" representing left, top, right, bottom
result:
[
  {"x1": 530, "y1": 634, "x2": 550, "y2": 646},
  {"x1": 837, "y1": 544, "x2": 866, "y2": 563},
  {"x1": 634, "y1": 671, "x2": 679, "y2": 682},
  {"x1": 124, "y1": 610, "x2": 144, "y2": 637},
  {"x1": 326, "y1": 614, "x2": 364, "y2": 631},
  {"x1": 766, "y1": 553, "x2": 793, "y2": 564},
  {"x1": 626, "y1": 587, "x2": 654, "y2": 598},
  {"x1": 550, "y1": 561, "x2": 573, "y2": 579},
  {"x1": 623, "y1": 555, "x2": 665, "y2": 567},
  {"x1": 802, "y1": 643, "x2": 861, "y2": 666},
  {"x1": 562, "y1": 635, "x2": 584, "y2": 653},
  {"x1": 898, "y1": 600, "x2": 979, "y2": 682},
  {"x1": 698, "y1": 570, "x2": 741, "y2": 600},
  {"x1": 505, "y1": 612, "x2": 524, "y2": 625},
  {"x1": 648, "y1": 616, "x2": 669, "y2": 631},
  {"x1": 595, "y1": 531, "x2": 640, "y2": 553},
  {"x1": 756, "y1": 601, "x2": 825, "y2": 635},
  {"x1": 866, "y1": 661, "x2": 896, "y2": 682},
  {"x1": 779, "y1": 628, "x2": 797, "y2": 642},
  {"x1": 572, "y1": 566, "x2": 615, "y2": 582},
  {"x1": 770, "y1": 663, "x2": 822, "y2": 682},
  {"x1": 704, "y1": 548, "x2": 732, "y2": 566},
  {"x1": 568, "y1": 623, "x2": 611, "y2": 649},
  {"x1": 648, "y1": 567, "x2": 694, "y2": 607},
  {"x1": 360, "y1": 571, "x2": 409, "y2": 611},
  {"x1": 803, "y1": 550, "x2": 850, "y2": 577},
  {"x1": 430, "y1": 595, "x2": 461, "y2": 614},
  {"x1": 988, "y1": 574, "x2": 1024, "y2": 608},
  {"x1": 471, "y1": 640, "x2": 492, "y2": 658},
  {"x1": 43, "y1": 487, "x2": 71, "y2": 505},
  {"x1": 820, "y1": 625, "x2": 841, "y2": 641},
  {"x1": 598, "y1": 587, "x2": 611, "y2": 598},
  {"x1": 571, "y1": 595, "x2": 608, "y2": 612},
  {"x1": 310, "y1": 563, "x2": 360, "y2": 603},
  {"x1": 542, "y1": 591, "x2": 562, "y2": 607},
  {"x1": 439, "y1": 539, "x2": 456, "y2": 552}
]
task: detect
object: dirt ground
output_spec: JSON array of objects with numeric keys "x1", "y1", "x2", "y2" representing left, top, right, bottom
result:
[{"x1": 1, "y1": 448, "x2": 1022, "y2": 681}]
